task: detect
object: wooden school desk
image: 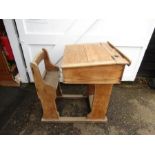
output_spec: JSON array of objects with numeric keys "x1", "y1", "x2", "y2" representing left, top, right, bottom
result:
[{"x1": 61, "y1": 42, "x2": 131, "y2": 122}]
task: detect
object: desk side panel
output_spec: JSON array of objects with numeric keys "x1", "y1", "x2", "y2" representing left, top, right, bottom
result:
[{"x1": 62, "y1": 65, "x2": 124, "y2": 84}]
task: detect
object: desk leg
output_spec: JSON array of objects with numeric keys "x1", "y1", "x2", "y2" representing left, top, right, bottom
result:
[{"x1": 87, "y1": 84, "x2": 113, "y2": 119}]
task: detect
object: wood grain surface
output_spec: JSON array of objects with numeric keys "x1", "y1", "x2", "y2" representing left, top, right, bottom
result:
[{"x1": 62, "y1": 42, "x2": 130, "y2": 68}]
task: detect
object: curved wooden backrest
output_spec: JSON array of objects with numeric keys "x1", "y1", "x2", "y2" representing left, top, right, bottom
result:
[
  {"x1": 33, "y1": 48, "x2": 56, "y2": 70},
  {"x1": 30, "y1": 48, "x2": 58, "y2": 89}
]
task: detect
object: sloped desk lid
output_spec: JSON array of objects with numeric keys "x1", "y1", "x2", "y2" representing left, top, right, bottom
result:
[{"x1": 62, "y1": 42, "x2": 131, "y2": 68}]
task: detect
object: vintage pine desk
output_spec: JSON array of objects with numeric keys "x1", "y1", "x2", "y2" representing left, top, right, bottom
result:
[{"x1": 61, "y1": 42, "x2": 131, "y2": 122}]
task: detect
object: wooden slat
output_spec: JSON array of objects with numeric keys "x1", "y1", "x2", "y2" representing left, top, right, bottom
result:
[
  {"x1": 57, "y1": 94, "x2": 87, "y2": 99},
  {"x1": 42, "y1": 116, "x2": 107, "y2": 122}
]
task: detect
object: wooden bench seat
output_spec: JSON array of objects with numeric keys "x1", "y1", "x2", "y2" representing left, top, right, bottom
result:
[{"x1": 30, "y1": 48, "x2": 60, "y2": 120}]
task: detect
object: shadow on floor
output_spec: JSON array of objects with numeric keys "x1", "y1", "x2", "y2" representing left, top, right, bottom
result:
[{"x1": 0, "y1": 82, "x2": 155, "y2": 135}]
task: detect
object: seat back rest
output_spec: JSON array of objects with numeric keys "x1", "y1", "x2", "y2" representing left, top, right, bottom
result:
[
  {"x1": 31, "y1": 50, "x2": 46, "y2": 88},
  {"x1": 30, "y1": 49, "x2": 49, "y2": 89},
  {"x1": 30, "y1": 49, "x2": 59, "y2": 89},
  {"x1": 33, "y1": 48, "x2": 58, "y2": 70}
]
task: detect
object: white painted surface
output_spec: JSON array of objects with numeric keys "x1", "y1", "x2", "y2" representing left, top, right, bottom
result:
[
  {"x1": 15, "y1": 19, "x2": 155, "y2": 82},
  {"x1": 3, "y1": 20, "x2": 28, "y2": 83}
]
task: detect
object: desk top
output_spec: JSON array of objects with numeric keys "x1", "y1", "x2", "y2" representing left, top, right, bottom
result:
[{"x1": 61, "y1": 42, "x2": 131, "y2": 68}]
